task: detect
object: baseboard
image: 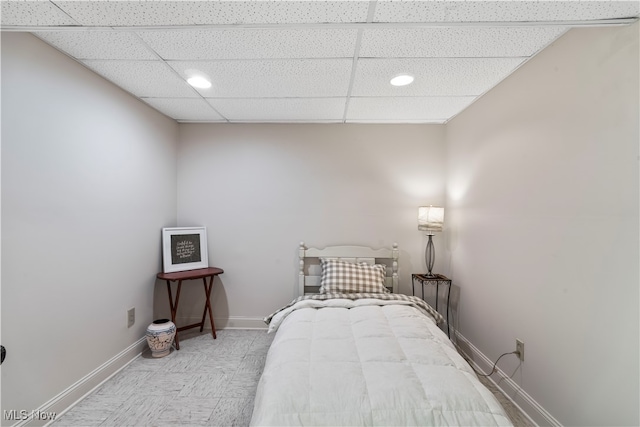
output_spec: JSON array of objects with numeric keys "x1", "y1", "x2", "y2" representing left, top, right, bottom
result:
[
  {"x1": 174, "y1": 316, "x2": 267, "y2": 330},
  {"x1": 454, "y1": 330, "x2": 562, "y2": 427},
  {"x1": 9, "y1": 337, "x2": 147, "y2": 427},
  {"x1": 219, "y1": 316, "x2": 267, "y2": 329}
]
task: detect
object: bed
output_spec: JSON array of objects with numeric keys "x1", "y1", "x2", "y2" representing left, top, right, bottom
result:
[{"x1": 250, "y1": 242, "x2": 512, "y2": 426}]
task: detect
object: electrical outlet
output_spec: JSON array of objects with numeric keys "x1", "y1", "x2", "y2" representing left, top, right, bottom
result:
[
  {"x1": 516, "y1": 339, "x2": 524, "y2": 361},
  {"x1": 127, "y1": 307, "x2": 135, "y2": 328}
]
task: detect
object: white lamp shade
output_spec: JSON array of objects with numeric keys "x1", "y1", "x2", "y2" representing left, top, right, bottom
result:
[{"x1": 418, "y1": 206, "x2": 444, "y2": 232}]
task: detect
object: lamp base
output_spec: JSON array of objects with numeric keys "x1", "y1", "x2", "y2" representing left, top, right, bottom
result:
[{"x1": 425, "y1": 234, "x2": 435, "y2": 276}]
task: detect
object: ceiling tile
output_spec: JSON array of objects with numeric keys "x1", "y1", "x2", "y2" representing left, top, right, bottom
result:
[
  {"x1": 373, "y1": 0, "x2": 639, "y2": 23},
  {"x1": 169, "y1": 59, "x2": 353, "y2": 98},
  {"x1": 0, "y1": 1, "x2": 78, "y2": 26},
  {"x1": 201, "y1": 1, "x2": 370, "y2": 24},
  {"x1": 351, "y1": 57, "x2": 526, "y2": 97},
  {"x1": 54, "y1": 1, "x2": 369, "y2": 26},
  {"x1": 346, "y1": 96, "x2": 475, "y2": 122},
  {"x1": 142, "y1": 98, "x2": 225, "y2": 121},
  {"x1": 360, "y1": 26, "x2": 568, "y2": 58},
  {"x1": 138, "y1": 28, "x2": 358, "y2": 60},
  {"x1": 210, "y1": 98, "x2": 346, "y2": 122},
  {"x1": 81, "y1": 60, "x2": 199, "y2": 98},
  {"x1": 35, "y1": 31, "x2": 157, "y2": 60},
  {"x1": 373, "y1": 1, "x2": 448, "y2": 23},
  {"x1": 441, "y1": 1, "x2": 640, "y2": 23}
]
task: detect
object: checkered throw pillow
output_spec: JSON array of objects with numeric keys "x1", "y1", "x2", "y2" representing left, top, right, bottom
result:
[{"x1": 320, "y1": 259, "x2": 389, "y2": 294}]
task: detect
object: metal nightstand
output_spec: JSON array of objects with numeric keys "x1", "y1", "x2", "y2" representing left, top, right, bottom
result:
[{"x1": 412, "y1": 273, "x2": 451, "y2": 338}]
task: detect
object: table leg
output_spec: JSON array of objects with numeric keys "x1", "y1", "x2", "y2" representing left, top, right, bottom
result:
[
  {"x1": 199, "y1": 279, "x2": 207, "y2": 332},
  {"x1": 435, "y1": 281, "x2": 439, "y2": 312},
  {"x1": 166, "y1": 279, "x2": 183, "y2": 350},
  {"x1": 202, "y1": 276, "x2": 217, "y2": 339},
  {"x1": 446, "y1": 281, "x2": 452, "y2": 339}
]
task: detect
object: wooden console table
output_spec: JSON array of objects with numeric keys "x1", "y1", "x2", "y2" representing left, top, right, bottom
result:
[{"x1": 156, "y1": 267, "x2": 224, "y2": 350}]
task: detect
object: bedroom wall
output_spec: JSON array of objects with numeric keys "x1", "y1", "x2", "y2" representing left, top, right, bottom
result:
[
  {"x1": 445, "y1": 23, "x2": 639, "y2": 427},
  {"x1": 1, "y1": 33, "x2": 178, "y2": 421},
  {"x1": 173, "y1": 124, "x2": 446, "y2": 327}
]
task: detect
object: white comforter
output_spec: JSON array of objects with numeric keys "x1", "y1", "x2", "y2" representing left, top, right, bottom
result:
[{"x1": 251, "y1": 298, "x2": 512, "y2": 426}]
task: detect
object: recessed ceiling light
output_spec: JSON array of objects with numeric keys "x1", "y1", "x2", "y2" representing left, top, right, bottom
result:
[
  {"x1": 187, "y1": 75, "x2": 211, "y2": 89},
  {"x1": 185, "y1": 69, "x2": 212, "y2": 89},
  {"x1": 390, "y1": 74, "x2": 414, "y2": 87}
]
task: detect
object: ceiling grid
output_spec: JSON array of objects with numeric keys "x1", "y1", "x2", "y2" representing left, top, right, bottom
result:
[
  {"x1": 341, "y1": 0, "x2": 377, "y2": 123},
  {"x1": 1, "y1": 0, "x2": 637, "y2": 123}
]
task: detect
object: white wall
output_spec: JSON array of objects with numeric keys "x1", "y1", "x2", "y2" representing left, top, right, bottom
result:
[
  {"x1": 174, "y1": 124, "x2": 446, "y2": 326},
  {"x1": 445, "y1": 23, "x2": 639, "y2": 426},
  {"x1": 1, "y1": 33, "x2": 178, "y2": 420}
]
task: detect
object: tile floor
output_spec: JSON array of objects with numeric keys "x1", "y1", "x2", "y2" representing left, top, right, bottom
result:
[{"x1": 51, "y1": 329, "x2": 533, "y2": 427}]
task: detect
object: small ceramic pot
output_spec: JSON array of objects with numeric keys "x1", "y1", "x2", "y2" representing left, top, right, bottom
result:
[{"x1": 146, "y1": 319, "x2": 176, "y2": 358}]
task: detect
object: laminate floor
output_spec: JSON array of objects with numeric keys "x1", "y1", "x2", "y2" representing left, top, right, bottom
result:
[{"x1": 51, "y1": 329, "x2": 533, "y2": 427}]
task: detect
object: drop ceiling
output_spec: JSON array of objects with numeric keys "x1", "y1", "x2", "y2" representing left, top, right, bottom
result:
[{"x1": 2, "y1": 1, "x2": 638, "y2": 123}]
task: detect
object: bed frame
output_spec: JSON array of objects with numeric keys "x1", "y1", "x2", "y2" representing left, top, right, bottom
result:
[{"x1": 298, "y1": 242, "x2": 399, "y2": 295}]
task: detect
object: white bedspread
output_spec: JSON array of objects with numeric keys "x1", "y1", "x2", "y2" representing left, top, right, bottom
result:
[{"x1": 251, "y1": 298, "x2": 512, "y2": 426}]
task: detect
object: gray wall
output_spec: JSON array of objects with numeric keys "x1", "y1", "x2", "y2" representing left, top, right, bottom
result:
[
  {"x1": 445, "y1": 23, "x2": 639, "y2": 426},
  {"x1": 172, "y1": 123, "x2": 446, "y2": 327},
  {"x1": 1, "y1": 33, "x2": 178, "y2": 418}
]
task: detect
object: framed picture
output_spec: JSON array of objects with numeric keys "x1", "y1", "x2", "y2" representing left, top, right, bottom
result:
[{"x1": 162, "y1": 227, "x2": 209, "y2": 273}]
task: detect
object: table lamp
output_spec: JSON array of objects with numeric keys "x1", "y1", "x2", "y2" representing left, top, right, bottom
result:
[{"x1": 418, "y1": 206, "x2": 444, "y2": 277}]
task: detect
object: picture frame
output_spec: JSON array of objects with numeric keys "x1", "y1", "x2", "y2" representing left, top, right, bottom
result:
[{"x1": 162, "y1": 227, "x2": 209, "y2": 273}]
